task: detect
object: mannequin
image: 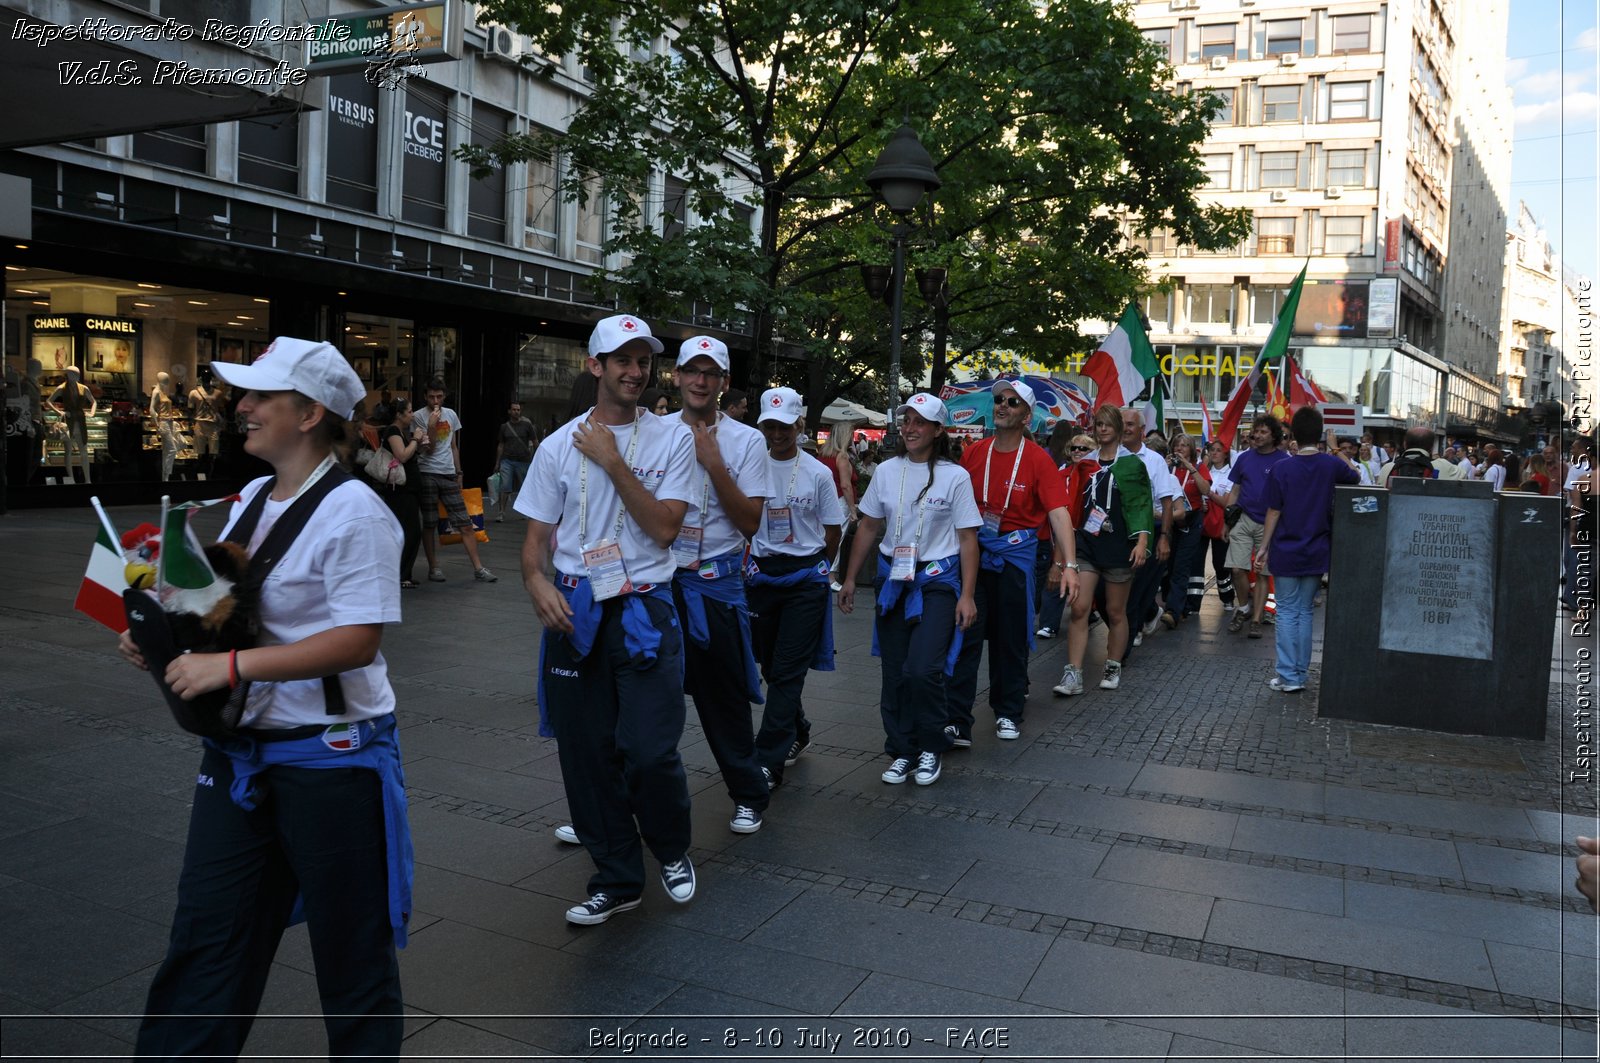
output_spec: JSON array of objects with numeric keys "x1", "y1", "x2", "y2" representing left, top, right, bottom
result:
[
  {"x1": 47, "y1": 365, "x2": 97, "y2": 484},
  {"x1": 188, "y1": 371, "x2": 224, "y2": 467},
  {"x1": 150, "y1": 371, "x2": 181, "y2": 480}
]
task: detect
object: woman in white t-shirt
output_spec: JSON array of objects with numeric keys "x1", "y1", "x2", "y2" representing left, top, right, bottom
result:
[
  {"x1": 1200, "y1": 438, "x2": 1238, "y2": 613},
  {"x1": 117, "y1": 337, "x2": 407, "y2": 1059},
  {"x1": 838, "y1": 394, "x2": 979, "y2": 789}
]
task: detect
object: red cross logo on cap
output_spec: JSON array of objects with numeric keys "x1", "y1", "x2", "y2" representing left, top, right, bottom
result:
[
  {"x1": 698, "y1": 339, "x2": 712, "y2": 350},
  {"x1": 621, "y1": 318, "x2": 638, "y2": 332},
  {"x1": 770, "y1": 395, "x2": 783, "y2": 406},
  {"x1": 914, "y1": 395, "x2": 927, "y2": 404}
]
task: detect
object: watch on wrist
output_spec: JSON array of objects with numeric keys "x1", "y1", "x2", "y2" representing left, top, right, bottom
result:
[{"x1": 1065, "y1": 561, "x2": 1081, "y2": 571}]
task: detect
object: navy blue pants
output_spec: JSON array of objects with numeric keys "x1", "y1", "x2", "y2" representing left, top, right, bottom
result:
[
  {"x1": 748, "y1": 554, "x2": 829, "y2": 783},
  {"x1": 877, "y1": 589, "x2": 958, "y2": 758},
  {"x1": 948, "y1": 561, "x2": 1030, "y2": 734},
  {"x1": 673, "y1": 580, "x2": 768, "y2": 811},
  {"x1": 1123, "y1": 540, "x2": 1169, "y2": 661},
  {"x1": 137, "y1": 745, "x2": 401, "y2": 1061},
  {"x1": 543, "y1": 595, "x2": 691, "y2": 898},
  {"x1": 1163, "y1": 514, "x2": 1207, "y2": 619}
]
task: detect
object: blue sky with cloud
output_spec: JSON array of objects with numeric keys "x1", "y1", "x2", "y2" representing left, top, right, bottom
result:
[{"x1": 1506, "y1": 1, "x2": 1597, "y2": 278}]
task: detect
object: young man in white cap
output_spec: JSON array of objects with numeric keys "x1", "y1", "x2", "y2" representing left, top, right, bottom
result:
[
  {"x1": 666, "y1": 336, "x2": 772, "y2": 833},
  {"x1": 947, "y1": 379, "x2": 1077, "y2": 744},
  {"x1": 417, "y1": 377, "x2": 496, "y2": 583},
  {"x1": 514, "y1": 313, "x2": 699, "y2": 925},
  {"x1": 747, "y1": 387, "x2": 845, "y2": 787}
]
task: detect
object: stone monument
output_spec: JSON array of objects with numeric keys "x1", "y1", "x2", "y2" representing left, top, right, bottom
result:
[{"x1": 1320, "y1": 477, "x2": 1561, "y2": 738}]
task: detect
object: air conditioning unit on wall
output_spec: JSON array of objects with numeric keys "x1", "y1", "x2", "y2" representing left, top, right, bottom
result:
[
  {"x1": 1280, "y1": 52, "x2": 1299, "y2": 66},
  {"x1": 1269, "y1": 190, "x2": 1289, "y2": 202},
  {"x1": 1210, "y1": 55, "x2": 1229, "y2": 70},
  {"x1": 1324, "y1": 186, "x2": 1343, "y2": 199},
  {"x1": 484, "y1": 24, "x2": 520, "y2": 62}
]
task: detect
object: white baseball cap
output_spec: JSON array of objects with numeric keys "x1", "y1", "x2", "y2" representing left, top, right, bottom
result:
[
  {"x1": 992, "y1": 378, "x2": 1036, "y2": 409},
  {"x1": 757, "y1": 387, "x2": 804, "y2": 425},
  {"x1": 588, "y1": 313, "x2": 664, "y2": 358},
  {"x1": 676, "y1": 336, "x2": 730, "y2": 372},
  {"x1": 895, "y1": 392, "x2": 949, "y2": 426},
  {"x1": 210, "y1": 336, "x2": 365, "y2": 420}
]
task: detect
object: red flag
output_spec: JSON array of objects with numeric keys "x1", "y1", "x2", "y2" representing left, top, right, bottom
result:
[
  {"x1": 1198, "y1": 394, "x2": 1216, "y2": 444},
  {"x1": 1215, "y1": 375, "x2": 1254, "y2": 450},
  {"x1": 1286, "y1": 354, "x2": 1327, "y2": 408}
]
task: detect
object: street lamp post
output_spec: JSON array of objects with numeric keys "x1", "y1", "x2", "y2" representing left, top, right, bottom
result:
[{"x1": 866, "y1": 124, "x2": 941, "y2": 450}]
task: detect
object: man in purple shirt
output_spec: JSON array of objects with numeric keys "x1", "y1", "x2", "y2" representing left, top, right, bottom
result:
[
  {"x1": 1256, "y1": 406, "x2": 1360, "y2": 692},
  {"x1": 1222, "y1": 416, "x2": 1289, "y2": 639}
]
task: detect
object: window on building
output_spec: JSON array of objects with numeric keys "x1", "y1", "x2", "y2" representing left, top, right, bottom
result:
[
  {"x1": 1142, "y1": 27, "x2": 1174, "y2": 62},
  {"x1": 1207, "y1": 87, "x2": 1235, "y2": 125},
  {"x1": 1142, "y1": 290, "x2": 1173, "y2": 330},
  {"x1": 1329, "y1": 13, "x2": 1372, "y2": 53},
  {"x1": 524, "y1": 150, "x2": 560, "y2": 254},
  {"x1": 1189, "y1": 284, "x2": 1234, "y2": 325},
  {"x1": 1200, "y1": 23, "x2": 1235, "y2": 59},
  {"x1": 1326, "y1": 148, "x2": 1367, "y2": 187},
  {"x1": 1132, "y1": 226, "x2": 1174, "y2": 255},
  {"x1": 1257, "y1": 216, "x2": 1295, "y2": 254},
  {"x1": 237, "y1": 114, "x2": 299, "y2": 194},
  {"x1": 1264, "y1": 19, "x2": 1303, "y2": 56},
  {"x1": 1324, "y1": 215, "x2": 1365, "y2": 254},
  {"x1": 467, "y1": 102, "x2": 509, "y2": 242},
  {"x1": 1262, "y1": 84, "x2": 1301, "y2": 123},
  {"x1": 401, "y1": 82, "x2": 449, "y2": 229},
  {"x1": 574, "y1": 173, "x2": 607, "y2": 264},
  {"x1": 1253, "y1": 285, "x2": 1292, "y2": 325},
  {"x1": 1328, "y1": 81, "x2": 1370, "y2": 121},
  {"x1": 662, "y1": 175, "x2": 690, "y2": 240},
  {"x1": 325, "y1": 73, "x2": 379, "y2": 213},
  {"x1": 133, "y1": 125, "x2": 207, "y2": 172},
  {"x1": 1202, "y1": 154, "x2": 1232, "y2": 189},
  {"x1": 1260, "y1": 151, "x2": 1298, "y2": 188}
]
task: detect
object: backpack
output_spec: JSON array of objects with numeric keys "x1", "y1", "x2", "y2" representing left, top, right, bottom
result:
[{"x1": 1389, "y1": 448, "x2": 1437, "y2": 481}]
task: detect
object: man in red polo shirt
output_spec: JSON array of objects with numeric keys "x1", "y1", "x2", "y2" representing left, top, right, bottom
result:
[{"x1": 946, "y1": 380, "x2": 1078, "y2": 745}]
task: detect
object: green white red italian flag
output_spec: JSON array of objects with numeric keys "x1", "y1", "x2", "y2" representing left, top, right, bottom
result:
[
  {"x1": 75, "y1": 519, "x2": 128, "y2": 633},
  {"x1": 1082, "y1": 303, "x2": 1160, "y2": 411}
]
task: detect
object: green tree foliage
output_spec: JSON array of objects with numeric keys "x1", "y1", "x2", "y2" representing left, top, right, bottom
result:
[{"x1": 464, "y1": 0, "x2": 1248, "y2": 421}]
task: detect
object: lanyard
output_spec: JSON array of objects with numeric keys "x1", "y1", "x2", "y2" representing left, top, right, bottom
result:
[
  {"x1": 577, "y1": 416, "x2": 641, "y2": 544},
  {"x1": 893, "y1": 460, "x2": 930, "y2": 547},
  {"x1": 272, "y1": 453, "x2": 337, "y2": 504},
  {"x1": 982, "y1": 439, "x2": 1026, "y2": 518},
  {"x1": 778, "y1": 453, "x2": 803, "y2": 505}
]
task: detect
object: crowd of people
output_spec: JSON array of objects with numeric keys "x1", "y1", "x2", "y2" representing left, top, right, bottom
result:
[{"x1": 110, "y1": 317, "x2": 1598, "y2": 1057}]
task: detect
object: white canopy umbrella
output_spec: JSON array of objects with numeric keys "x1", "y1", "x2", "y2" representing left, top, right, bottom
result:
[{"x1": 818, "y1": 398, "x2": 887, "y2": 426}]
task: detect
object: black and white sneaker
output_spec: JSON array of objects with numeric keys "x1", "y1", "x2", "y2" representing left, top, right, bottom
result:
[
  {"x1": 566, "y1": 892, "x2": 640, "y2": 925},
  {"x1": 914, "y1": 751, "x2": 942, "y2": 786},
  {"x1": 554, "y1": 824, "x2": 580, "y2": 845},
  {"x1": 881, "y1": 757, "x2": 912, "y2": 784},
  {"x1": 761, "y1": 766, "x2": 782, "y2": 790},
  {"x1": 943, "y1": 724, "x2": 972, "y2": 749},
  {"x1": 660, "y1": 856, "x2": 696, "y2": 903},
  {"x1": 730, "y1": 805, "x2": 763, "y2": 834},
  {"x1": 784, "y1": 738, "x2": 811, "y2": 766}
]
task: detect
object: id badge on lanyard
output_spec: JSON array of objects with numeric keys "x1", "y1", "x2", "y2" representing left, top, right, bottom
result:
[
  {"x1": 670, "y1": 525, "x2": 704, "y2": 568},
  {"x1": 891, "y1": 544, "x2": 918, "y2": 582},
  {"x1": 1083, "y1": 506, "x2": 1108, "y2": 536},
  {"x1": 582, "y1": 538, "x2": 632, "y2": 600},
  {"x1": 980, "y1": 509, "x2": 1003, "y2": 535},
  {"x1": 766, "y1": 506, "x2": 794, "y2": 543}
]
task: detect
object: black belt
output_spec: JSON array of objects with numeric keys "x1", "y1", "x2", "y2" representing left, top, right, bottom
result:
[{"x1": 240, "y1": 723, "x2": 329, "y2": 743}]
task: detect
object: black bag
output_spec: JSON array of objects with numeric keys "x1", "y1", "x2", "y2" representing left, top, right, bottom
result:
[
  {"x1": 125, "y1": 466, "x2": 352, "y2": 739},
  {"x1": 1389, "y1": 448, "x2": 1438, "y2": 481},
  {"x1": 1224, "y1": 504, "x2": 1244, "y2": 530}
]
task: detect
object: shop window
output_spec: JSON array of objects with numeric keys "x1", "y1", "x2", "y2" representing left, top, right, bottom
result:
[
  {"x1": 1202, "y1": 154, "x2": 1231, "y2": 190},
  {"x1": 1252, "y1": 284, "x2": 1291, "y2": 326},
  {"x1": 1262, "y1": 85, "x2": 1301, "y2": 124},
  {"x1": 326, "y1": 73, "x2": 379, "y2": 213},
  {"x1": 1328, "y1": 81, "x2": 1370, "y2": 121},
  {"x1": 1142, "y1": 26, "x2": 1174, "y2": 63},
  {"x1": 1326, "y1": 148, "x2": 1367, "y2": 187},
  {"x1": 133, "y1": 125, "x2": 206, "y2": 172},
  {"x1": 574, "y1": 173, "x2": 607, "y2": 265},
  {"x1": 524, "y1": 149, "x2": 561, "y2": 254},
  {"x1": 1188, "y1": 284, "x2": 1233, "y2": 326},
  {"x1": 1330, "y1": 13, "x2": 1372, "y2": 54},
  {"x1": 1324, "y1": 215, "x2": 1365, "y2": 254},
  {"x1": 1207, "y1": 87, "x2": 1235, "y2": 126},
  {"x1": 401, "y1": 82, "x2": 449, "y2": 229},
  {"x1": 1256, "y1": 216, "x2": 1295, "y2": 254},
  {"x1": 238, "y1": 113, "x2": 299, "y2": 195},
  {"x1": 1264, "y1": 19, "x2": 1303, "y2": 56},
  {"x1": 1260, "y1": 151, "x2": 1298, "y2": 188},
  {"x1": 467, "y1": 102, "x2": 510, "y2": 242},
  {"x1": 1200, "y1": 23, "x2": 1236, "y2": 59}
]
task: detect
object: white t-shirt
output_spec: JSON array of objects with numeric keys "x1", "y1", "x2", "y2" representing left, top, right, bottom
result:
[
  {"x1": 669, "y1": 411, "x2": 769, "y2": 561},
  {"x1": 417, "y1": 406, "x2": 462, "y2": 475},
  {"x1": 753, "y1": 451, "x2": 846, "y2": 557},
  {"x1": 1566, "y1": 460, "x2": 1592, "y2": 491},
  {"x1": 858, "y1": 457, "x2": 981, "y2": 562},
  {"x1": 1457, "y1": 458, "x2": 1475, "y2": 478},
  {"x1": 1482, "y1": 463, "x2": 1506, "y2": 492},
  {"x1": 222, "y1": 475, "x2": 403, "y2": 728},
  {"x1": 1128, "y1": 445, "x2": 1180, "y2": 514},
  {"x1": 515, "y1": 409, "x2": 695, "y2": 587},
  {"x1": 1205, "y1": 462, "x2": 1234, "y2": 499}
]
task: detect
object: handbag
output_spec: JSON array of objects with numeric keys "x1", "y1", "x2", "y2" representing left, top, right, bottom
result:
[{"x1": 360, "y1": 443, "x2": 407, "y2": 486}]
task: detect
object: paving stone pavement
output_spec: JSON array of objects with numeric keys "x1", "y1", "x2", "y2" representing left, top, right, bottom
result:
[{"x1": 0, "y1": 503, "x2": 1597, "y2": 1061}]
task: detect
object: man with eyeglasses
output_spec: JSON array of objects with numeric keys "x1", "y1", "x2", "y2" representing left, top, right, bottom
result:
[
  {"x1": 666, "y1": 337, "x2": 772, "y2": 835},
  {"x1": 946, "y1": 380, "x2": 1078, "y2": 745}
]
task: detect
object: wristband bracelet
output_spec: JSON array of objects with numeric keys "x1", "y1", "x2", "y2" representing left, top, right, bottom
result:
[{"x1": 228, "y1": 649, "x2": 239, "y2": 689}]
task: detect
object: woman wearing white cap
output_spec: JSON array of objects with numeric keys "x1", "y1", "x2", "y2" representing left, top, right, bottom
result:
[
  {"x1": 117, "y1": 336, "x2": 410, "y2": 1059},
  {"x1": 837, "y1": 393, "x2": 980, "y2": 787}
]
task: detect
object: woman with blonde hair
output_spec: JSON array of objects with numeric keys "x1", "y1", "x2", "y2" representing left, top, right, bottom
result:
[{"x1": 819, "y1": 427, "x2": 859, "y2": 586}]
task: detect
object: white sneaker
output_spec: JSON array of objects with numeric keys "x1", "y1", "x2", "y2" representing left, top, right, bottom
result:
[
  {"x1": 1099, "y1": 661, "x2": 1122, "y2": 690},
  {"x1": 1141, "y1": 615, "x2": 1162, "y2": 637},
  {"x1": 881, "y1": 757, "x2": 912, "y2": 784},
  {"x1": 1132, "y1": 631, "x2": 1143, "y2": 647},
  {"x1": 1053, "y1": 665, "x2": 1084, "y2": 697},
  {"x1": 1035, "y1": 625, "x2": 1058, "y2": 639},
  {"x1": 996, "y1": 717, "x2": 1020, "y2": 740},
  {"x1": 554, "y1": 824, "x2": 580, "y2": 845}
]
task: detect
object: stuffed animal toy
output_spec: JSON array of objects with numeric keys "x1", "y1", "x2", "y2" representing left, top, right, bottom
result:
[
  {"x1": 120, "y1": 523, "x2": 160, "y2": 590},
  {"x1": 159, "y1": 540, "x2": 257, "y2": 656}
]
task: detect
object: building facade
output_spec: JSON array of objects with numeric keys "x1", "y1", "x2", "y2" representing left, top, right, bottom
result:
[
  {"x1": 1111, "y1": 0, "x2": 1514, "y2": 447},
  {"x1": 2, "y1": 0, "x2": 755, "y2": 503}
]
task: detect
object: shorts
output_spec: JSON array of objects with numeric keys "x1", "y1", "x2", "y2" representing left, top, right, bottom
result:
[
  {"x1": 419, "y1": 472, "x2": 472, "y2": 530},
  {"x1": 1075, "y1": 530, "x2": 1134, "y2": 584},
  {"x1": 1225, "y1": 513, "x2": 1270, "y2": 574}
]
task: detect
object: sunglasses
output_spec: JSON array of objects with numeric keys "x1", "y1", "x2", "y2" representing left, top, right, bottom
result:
[
  {"x1": 1069, "y1": 445, "x2": 1092, "y2": 452},
  {"x1": 996, "y1": 396, "x2": 1029, "y2": 408}
]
